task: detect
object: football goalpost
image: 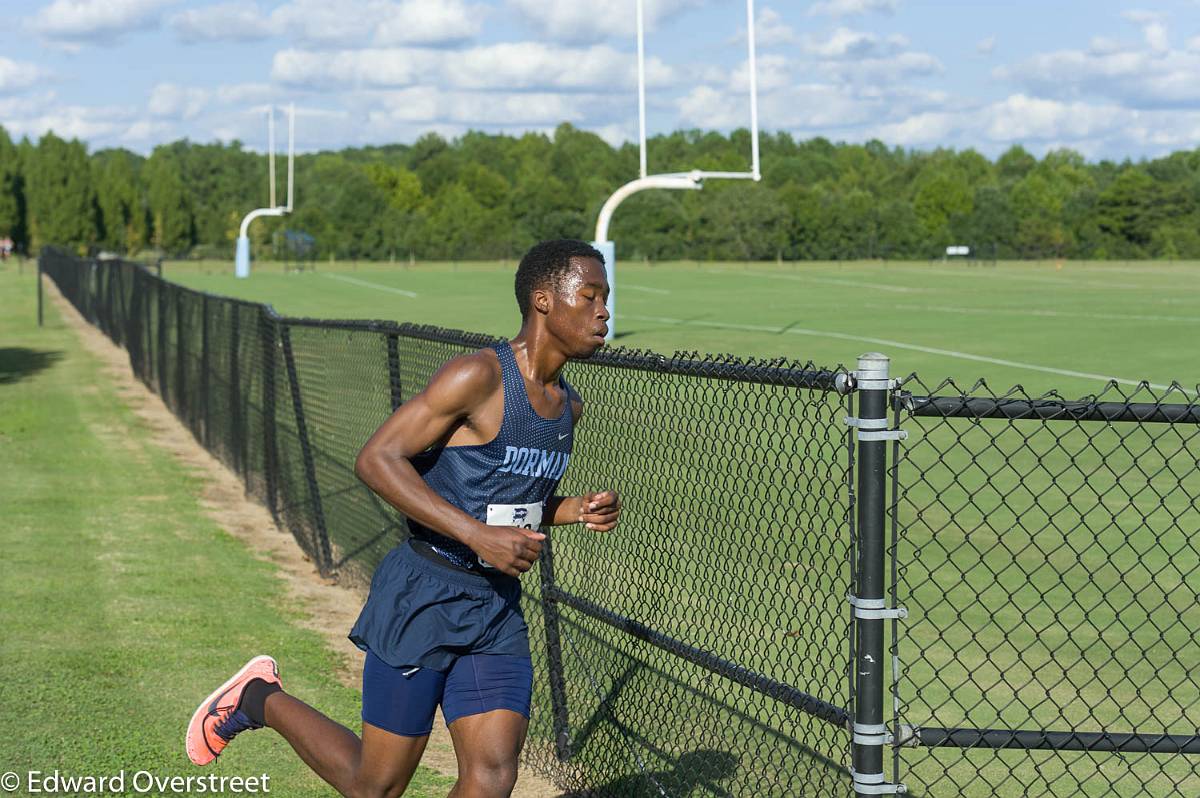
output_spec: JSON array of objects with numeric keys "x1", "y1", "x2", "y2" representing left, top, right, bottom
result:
[
  {"x1": 593, "y1": 0, "x2": 761, "y2": 340},
  {"x1": 235, "y1": 104, "x2": 295, "y2": 279}
]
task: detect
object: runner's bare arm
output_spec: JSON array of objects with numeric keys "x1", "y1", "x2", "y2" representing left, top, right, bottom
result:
[
  {"x1": 354, "y1": 351, "x2": 545, "y2": 576},
  {"x1": 543, "y1": 394, "x2": 622, "y2": 531}
]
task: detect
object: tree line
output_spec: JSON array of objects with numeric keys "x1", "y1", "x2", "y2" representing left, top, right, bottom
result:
[{"x1": 3, "y1": 121, "x2": 1200, "y2": 262}]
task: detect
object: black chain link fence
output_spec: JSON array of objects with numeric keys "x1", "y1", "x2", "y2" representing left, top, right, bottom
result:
[
  {"x1": 40, "y1": 249, "x2": 1200, "y2": 796},
  {"x1": 891, "y1": 379, "x2": 1200, "y2": 797},
  {"x1": 40, "y1": 249, "x2": 857, "y2": 797}
]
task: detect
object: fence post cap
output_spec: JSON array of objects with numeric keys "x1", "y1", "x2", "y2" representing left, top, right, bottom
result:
[{"x1": 856, "y1": 352, "x2": 890, "y2": 380}]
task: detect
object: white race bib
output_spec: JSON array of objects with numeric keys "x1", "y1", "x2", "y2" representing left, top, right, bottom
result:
[{"x1": 479, "y1": 502, "x2": 544, "y2": 569}]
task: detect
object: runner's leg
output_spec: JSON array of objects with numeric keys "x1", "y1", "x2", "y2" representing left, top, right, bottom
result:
[
  {"x1": 446, "y1": 710, "x2": 529, "y2": 798},
  {"x1": 441, "y1": 653, "x2": 534, "y2": 798},
  {"x1": 264, "y1": 693, "x2": 430, "y2": 798}
]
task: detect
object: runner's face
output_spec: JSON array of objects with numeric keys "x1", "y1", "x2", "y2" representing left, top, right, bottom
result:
[{"x1": 550, "y1": 257, "x2": 610, "y2": 357}]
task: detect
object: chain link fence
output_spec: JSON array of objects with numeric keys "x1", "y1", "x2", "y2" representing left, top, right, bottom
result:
[
  {"x1": 890, "y1": 378, "x2": 1200, "y2": 797},
  {"x1": 41, "y1": 249, "x2": 858, "y2": 796},
  {"x1": 39, "y1": 249, "x2": 1200, "y2": 796}
]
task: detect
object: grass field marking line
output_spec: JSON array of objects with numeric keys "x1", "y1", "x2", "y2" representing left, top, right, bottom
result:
[
  {"x1": 884, "y1": 265, "x2": 1146, "y2": 290},
  {"x1": 864, "y1": 302, "x2": 1200, "y2": 325},
  {"x1": 620, "y1": 283, "x2": 672, "y2": 295},
  {"x1": 704, "y1": 268, "x2": 917, "y2": 294},
  {"x1": 623, "y1": 313, "x2": 1177, "y2": 391},
  {"x1": 324, "y1": 273, "x2": 418, "y2": 298}
]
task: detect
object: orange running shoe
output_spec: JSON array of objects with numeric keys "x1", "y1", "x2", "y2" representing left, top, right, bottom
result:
[{"x1": 186, "y1": 655, "x2": 280, "y2": 766}]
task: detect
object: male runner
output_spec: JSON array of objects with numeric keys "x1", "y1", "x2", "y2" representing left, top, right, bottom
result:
[{"x1": 185, "y1": 239, "x2": 621, "y2": 798}]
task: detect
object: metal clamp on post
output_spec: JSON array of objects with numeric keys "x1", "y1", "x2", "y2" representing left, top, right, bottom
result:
[
  {"x1": 845, "y1": 416, "x2": 908, "y2": 442},
  {"x1": 848, "y1": 594, "x2": 909, "y2": 620},
  {"x1": 852, "y1": 722, "x2": 893, "y2": 746},
  {"x1": 851, "y1": 770, "x2": 907, "y2": 795}
]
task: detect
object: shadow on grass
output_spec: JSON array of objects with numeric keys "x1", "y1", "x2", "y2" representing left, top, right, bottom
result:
[
  {"x1": 557, "y1": 749, "x2": 740, "y2": 798},
  {"x1": 0, "y1": 348, "x2": 63, "y2": 385}
]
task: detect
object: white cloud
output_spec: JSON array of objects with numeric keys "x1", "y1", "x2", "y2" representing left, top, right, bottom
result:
[
  {"x1": 269, "y1": 0, "x2": 482, "y2": 48},
  {"x1": 442, "y1": 42, "x2": 675, "y2": 91},
  {"x1": 169, "y1": 3, "x2": 272, "y2": 42},
  {"x1": 29, "y1": 0, "x2": 174, "y2": 45},
  {"x1": 1, "y1": 93, "x2": 138, "y2": 142},
  {"x1": 273, "y1": 43, "x2": 675, "y2": 92},
  {"x1": 862, "y1": 93, "x2": 1200, "y2": 158},
  {"x1": 0, "y1": 57, "x2": 46, "y2": 94},
  {"x1": 808, "y1": 0, "x2": 898, "y2": 18},
  {"x1": 983, "y1": 93, "x2": 1123, "y2": 141},
  {"x1": 795, "y1": 28, "x2": 941, "y2": 84},
  {"x1": 803, "y1": 27, "x2": 907, "y2": 59},
  {"x1": 148, "y1": 83, "x2": 210, "y2": 120},
  {"x1": 820, "y1": 50, "x2": 942, "y2": 83},
  {"x1": 999, "y1": 43, "x2": 1200, "y2": 109},
  {"x1": 367, "y1": 87, "x2": 590, "y2": 126},
  {"x1": 272, "y1": 48, "x2": 425, "y2": 89},
  {"x1": 121, "y1": 119, "x2": 176, "y2": 143},
  {"x1": 507, "y1": 0, "x2": 699, "y2": 43},
  {"x1": 733, "y1": 6, "x2": 797, "y2": 47},
  {"x1": 977, "y1": 36, "x2": 996, "y2": 56},
  {"x1": 374, "y1": 0, "x2": 483, "y2": 45},
  {"x1": 215, "y1": 83, "x2": 275, "y2": 106},
  {"x1": 1122, "y1": 10, "x2": 1169, "y2": 53}
]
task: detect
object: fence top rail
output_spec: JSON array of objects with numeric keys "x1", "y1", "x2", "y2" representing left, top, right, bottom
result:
[
  {"x1": 48, "y1": 250, "x2": 847, "y2": 392},
  {"x1": 899, "y1": 393, "x2": 1200, "y2": 425}
]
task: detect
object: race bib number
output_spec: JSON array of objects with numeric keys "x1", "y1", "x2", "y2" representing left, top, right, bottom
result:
[
  {"x1": 479, "y1": 502, "x2": 544, "y2": 569},
  {"x1": 486, "y1": 502, "x2": 543, "y2": 530}
]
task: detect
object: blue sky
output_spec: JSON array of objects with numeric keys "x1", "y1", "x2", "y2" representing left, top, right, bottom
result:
[{"x1": 3, "y1": 0, "x2": 1200, "y2": 160}]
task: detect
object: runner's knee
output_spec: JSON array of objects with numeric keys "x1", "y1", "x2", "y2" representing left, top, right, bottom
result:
[
  {"x1": 349, "y1": 774, "x2": 410, "y2": 798},
  {"x1": 459, "y1": 759, "x2": 518, "y2": 797}
]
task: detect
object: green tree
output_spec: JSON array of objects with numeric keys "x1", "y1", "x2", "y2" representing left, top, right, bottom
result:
[
  {"x1": 25, "y1": 132, "x2": 97, "y2": 252},
  {"x1": 92, "y1": 149, "x2": 148, "y2": 253},
  {"x1": 144, "y1": 147, "x2": 193, "y2": 254},
  {"x1": 0, "y1": 126, "x2": 22, "y2": 245}
]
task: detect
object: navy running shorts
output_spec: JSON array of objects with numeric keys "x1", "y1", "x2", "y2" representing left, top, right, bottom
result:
[
  {"x1": 348, "y1": 539, "x2": 530, "y2": 672},
  {"x1": 361, "y1": 648, "x2": 534, "y2": 736}
]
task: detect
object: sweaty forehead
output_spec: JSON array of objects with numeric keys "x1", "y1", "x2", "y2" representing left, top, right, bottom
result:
[{"x1": 564, "y1": 256, "x2": 607, "y2": 288}]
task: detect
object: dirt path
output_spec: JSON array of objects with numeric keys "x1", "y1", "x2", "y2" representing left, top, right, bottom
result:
[{"x1": 46, "y1": 276, "x2": 562, "y2": 798}]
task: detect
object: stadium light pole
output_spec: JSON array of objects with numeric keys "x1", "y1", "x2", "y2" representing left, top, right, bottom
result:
[
  {"x1": 236, "y1": 104, "x2": 295, "y2": 279},
  {"x1": 593, "y1": 0, "x2": 760, "y2": 340}
]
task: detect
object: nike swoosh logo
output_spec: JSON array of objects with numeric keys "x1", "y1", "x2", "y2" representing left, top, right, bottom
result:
[
  {"x1": 208, "y1": 687, "x2": 234, "y2": 716},
  {"x1": 558, "y1": 432, "x2": 569, "y2": 440}
]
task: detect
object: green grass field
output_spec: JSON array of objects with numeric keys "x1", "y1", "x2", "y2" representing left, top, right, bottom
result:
[
  {"x1": 164, "y1": 257, "x2": 1200, "y2": 399},
  {"x1": 21, "y1": 255, "x2": 1200, "y2": 797},
  {"x1": 157, "y1": 257, "x2": 1200, "y2": 796},
  {"x1": 0, "y1": 266, "x2": 453, "y2": 797}
]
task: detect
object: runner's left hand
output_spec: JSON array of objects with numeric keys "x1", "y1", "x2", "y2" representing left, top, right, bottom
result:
[{"x1": 580, "y1": 490, "x2": 620, "y2": 531}]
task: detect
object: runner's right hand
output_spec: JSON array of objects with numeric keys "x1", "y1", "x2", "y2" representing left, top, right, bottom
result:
[{"x1": 471, "y1": 526, "x2": 545, "y2": 576}]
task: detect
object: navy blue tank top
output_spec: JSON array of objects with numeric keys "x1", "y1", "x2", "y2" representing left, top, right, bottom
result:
[{"x1": 408, "y1": 341, "x2": 574, "y2": 570}]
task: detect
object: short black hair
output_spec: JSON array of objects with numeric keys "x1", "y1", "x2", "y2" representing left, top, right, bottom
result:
[{"x1": 514, "y1": 239, "x2": 605, "y2": 318}]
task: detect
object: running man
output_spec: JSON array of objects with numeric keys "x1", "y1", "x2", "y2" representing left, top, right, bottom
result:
[{"x1": 186, "y1": 239, "x2": 622, "y2": 798}]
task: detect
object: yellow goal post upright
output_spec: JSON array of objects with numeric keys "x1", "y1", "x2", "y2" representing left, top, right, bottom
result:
[
  {"x1": 592, "y1": 0, "x2": 761, "y2": 340},
  {"x1": 235, "y1": 104, "x2": 295, "y2": 279}
]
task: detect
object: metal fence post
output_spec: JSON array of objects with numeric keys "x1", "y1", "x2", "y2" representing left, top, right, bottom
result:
[
  {"x1": 175, "y1": 287, "x2": 185, "y2": 416},
  {"x1": 230, "y1": 308, "x2": 242, "y2": 477},
  {"x1": 156, "y1": 281, "x2": 167, "y2": 399},
  {"x1": 280, "y1": 324, "x2": 333, "y2": 576},
  {"x1": 37, "y1": 255, "x2": 43, "y2": 327},
  {"x1": 386, "y1": 332, "x2": 403, "y2": 412},
  {"x1": 262, "y1": 308, "x2": 280, "y2": 523},
  {"x1": 850, "y1": 353, "x2": 907, "y2": 797},
  {"x1": 538, "y1": 536, "x2": 572, "y2": 761},
  {"x1": 201, "y1": 294, "x2": 210, "y2": 449}
]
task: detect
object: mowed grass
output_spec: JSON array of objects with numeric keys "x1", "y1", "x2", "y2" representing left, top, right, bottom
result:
[
  {"x1": 161, "y1": 257, "x2": 1200, "y2": 796},
  {"x1": 165, "y1": 258, "x2": 1200, "y2": 399},
  {"x1": 0, "y1": 265, "x2": 454, "y2": 797}
]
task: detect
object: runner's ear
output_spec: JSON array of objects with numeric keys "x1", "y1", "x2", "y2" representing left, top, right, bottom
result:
[{"x1": 532, "y1": 286, "x2": 552, "y2": 316}]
